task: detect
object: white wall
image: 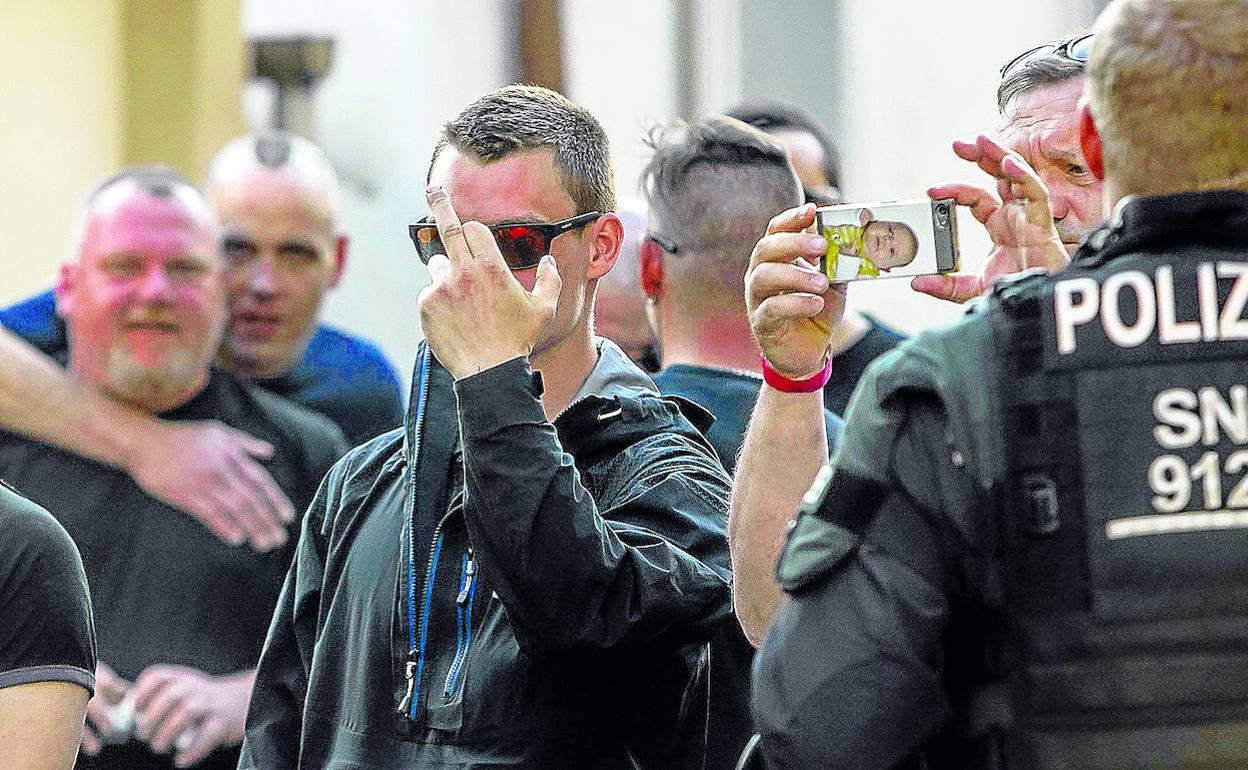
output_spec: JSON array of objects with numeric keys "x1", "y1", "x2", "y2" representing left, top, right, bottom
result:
[
  {"x1": 240, "y1": 0, "x2": 1109, "y2": 390},
  {"x1": 561, "y1": 0, "x2": 679, "y2": 202}
]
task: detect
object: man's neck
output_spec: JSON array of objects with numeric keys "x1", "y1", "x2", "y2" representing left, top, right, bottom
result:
[
  {"x1": 217, "y1": 348, "x2": 299, "y2": 380},
  {"x1": 530, "y1": 319, "x2": 600, "y2": 421},
  {"x1": 659, "y1": 311, "x2": 760, "y2": 374}
]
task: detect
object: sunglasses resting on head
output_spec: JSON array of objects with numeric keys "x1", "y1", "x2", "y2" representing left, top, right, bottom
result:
[{"x1": 408, "y1": 212, "x2": 603, "y2": 271}]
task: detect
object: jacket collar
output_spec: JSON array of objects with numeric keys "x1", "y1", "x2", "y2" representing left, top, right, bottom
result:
[
  {"x1": 567, "y1": 337, "x2": 659, "y2": 407},
  {"x1": 1074, "y1": 190, "x2": 1248, "y2": 267}
]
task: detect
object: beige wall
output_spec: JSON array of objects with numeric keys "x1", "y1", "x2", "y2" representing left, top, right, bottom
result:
[
  {"x1": 0, "y1": 2, "x2": 125, "y2": 303},
  {"x1": 0, "y1": 0, "x2": 244, "y2": 307}
]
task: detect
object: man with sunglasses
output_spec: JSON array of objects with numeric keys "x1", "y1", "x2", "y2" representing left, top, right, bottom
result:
[
  {"x1": 741, "y1": 0, "x2": 1248, "y2": 766},
  {"x1": 239, "y1": 84, "x2": 733, "y2": 769},
  {"x1": 915, "y1": 33, "x2": 1098, "y2": 304}
]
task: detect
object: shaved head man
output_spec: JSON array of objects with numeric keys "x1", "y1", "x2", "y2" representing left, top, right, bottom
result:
[
  {"x1": 0, "y1": 133, "x2": 400, "y2": 557},
  {"x1": 208, "y1": 134, "x2": 345, "y2": 379},
  {"x1": 592, "y1": 198, "x2": 658, "y2": 370},
  {"x1": 0, "y1": 166, "x2": 346, "y2": 770}
]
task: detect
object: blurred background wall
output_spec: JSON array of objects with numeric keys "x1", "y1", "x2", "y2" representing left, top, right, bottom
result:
[{"x1": 2, "y1": 0, "x2": 1108, "y2": 391}]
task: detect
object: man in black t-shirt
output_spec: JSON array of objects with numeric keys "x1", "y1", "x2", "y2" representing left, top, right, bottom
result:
[
  {"x1": 0, "y1": 167, "x2": 347, "y2": 770},
  {"x1": 0, "y1": 132, "x2": 401, "y2": 557},
  {"x1": 0, "y1": 481, "x2": 96, "y2": 770},
  {"x1": 640, "y1": 115, "x2": 843, "y2": 769}
]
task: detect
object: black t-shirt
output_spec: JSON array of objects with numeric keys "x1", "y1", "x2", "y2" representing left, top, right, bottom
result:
[
  {"x1": 0, "y1": 481, "x2": 96, "y2": 696},
  {"x1": 0, "y1": 371, "x2": 348, "y2": 770},
  {"x1": 654, "y1": 364, "x2": 844, "y2": 474},
  {"x1": 823, "y1": 314, "x2": 906, "y2": 416}
]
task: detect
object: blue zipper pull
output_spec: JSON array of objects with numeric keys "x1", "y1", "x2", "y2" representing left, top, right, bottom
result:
[
  {"x1": 397, "y1": 658, "x2": 417, "y2": 716},
  {"x1": 456, "y1": 554, "x2": 476, "y2": 605}
]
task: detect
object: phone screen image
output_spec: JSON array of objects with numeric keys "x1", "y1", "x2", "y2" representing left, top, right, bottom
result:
[{"x1": 816, "y1": 198, "x2": 958, "y2": 282}]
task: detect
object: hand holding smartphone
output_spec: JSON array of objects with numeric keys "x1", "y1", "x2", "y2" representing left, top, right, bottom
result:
[{"x1": 817, "y1": 198, "x2": 960, "y2": 282}]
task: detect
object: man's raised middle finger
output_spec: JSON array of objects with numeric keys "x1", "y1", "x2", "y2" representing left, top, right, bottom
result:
[{"x1": 426, "y1": 185, "x2": 474, "y2": 264}]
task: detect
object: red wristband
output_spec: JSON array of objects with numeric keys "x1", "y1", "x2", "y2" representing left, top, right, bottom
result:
[{"x1": 760, "y1": 353, "x2": 832, "y2": 393}]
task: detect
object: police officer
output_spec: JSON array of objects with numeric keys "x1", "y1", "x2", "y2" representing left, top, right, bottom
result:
[{"x1": 734, "y1": 0, "x2": 1248, "y2": 767}]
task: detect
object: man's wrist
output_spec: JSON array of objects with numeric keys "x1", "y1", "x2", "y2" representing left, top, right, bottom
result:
[
  {"x1": 760, "y1": 353, "x2": 832, "y2": 393},
  {"x1": 448, "y1": 352, "x2": 529, "y2": 382}
]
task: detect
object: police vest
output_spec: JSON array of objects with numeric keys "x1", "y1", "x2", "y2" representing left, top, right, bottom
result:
[{"x1": 968, "y1": 192, "x2": 1248, "y2": 770}]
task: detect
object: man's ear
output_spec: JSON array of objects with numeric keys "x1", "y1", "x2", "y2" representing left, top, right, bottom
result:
[
  {"x1": 1079, "y1": 98, "x2": 1105, "y2": 181},
  {"x1": 858, "y1": 208, "x2": 873, "y2": 227},
  {"x1": 331, "y1": 234, "x2": 349, "y2": 289},
  {"x1": 54, "y1": 263, "x2": 77, "y2": 319},
  {"x1": 586, "y1": 213, "x2": 624, "y2": 281},
  {"x1": 639, "y1": 238, "x2": 664, "y2": 300}
]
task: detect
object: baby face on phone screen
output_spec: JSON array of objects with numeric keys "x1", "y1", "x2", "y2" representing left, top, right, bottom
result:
[{"x1": 863, "y1": 220, "x2": 918, "y2": 269}]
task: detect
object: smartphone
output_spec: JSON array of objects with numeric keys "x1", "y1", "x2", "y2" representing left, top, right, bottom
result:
[{"x1": 816, "y1": 198, "x2": 959, "y2": 282}]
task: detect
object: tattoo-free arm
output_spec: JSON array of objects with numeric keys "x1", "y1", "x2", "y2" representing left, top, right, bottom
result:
[
  {"x1": 729, "y1": 385, "x2": 828, "y2": 647},
  {"x1": 0, "y1": 328, "x2": 294, "y2": 549}
]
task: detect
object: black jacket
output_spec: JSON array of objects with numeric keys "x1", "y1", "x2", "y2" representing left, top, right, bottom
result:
[{"x1": 240, "y1": 342, "x2": 734, "y2": 768}]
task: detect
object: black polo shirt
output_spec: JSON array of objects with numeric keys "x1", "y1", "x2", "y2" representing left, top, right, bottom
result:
[
  {"x1": 0, "y1": 370, "x2": 348, "y2": 770},
  {"x1": 0, "y1": 481, "x2": 96, "y2": 696}
]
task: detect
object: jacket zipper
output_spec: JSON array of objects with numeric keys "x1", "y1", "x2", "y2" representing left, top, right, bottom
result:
[
  {"x1": 443, "y1": 549, "x2": 477, "y2": 699},
  {"x1": 398, "y1": 349, "x2": 434, "y2": 720}
]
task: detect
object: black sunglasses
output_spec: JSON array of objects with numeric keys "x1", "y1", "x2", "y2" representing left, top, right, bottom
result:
[
  {"x1": 408, "y1": 212, "x2": 602, "y2": 270},
  {"x1": 999, "y1": 33, "x2": 1094, "y2": 78}
]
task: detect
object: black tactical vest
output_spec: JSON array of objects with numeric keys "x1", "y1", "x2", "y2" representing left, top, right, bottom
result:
[{"x1": 966, "y1": 191, "x2": 1248, "y2": 770}]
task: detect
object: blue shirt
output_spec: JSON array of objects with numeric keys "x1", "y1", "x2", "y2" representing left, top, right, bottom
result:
[
  {"x1": 654, "y1": 363, "x2": 844, "y2": 475},
  {"x1": 0, "y1": 290, "x2": 403, "y2": 447}
]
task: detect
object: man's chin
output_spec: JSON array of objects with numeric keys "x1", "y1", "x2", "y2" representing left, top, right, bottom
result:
[{"x1": 222, "y1": 338, "x2": 297, "y2": 379}]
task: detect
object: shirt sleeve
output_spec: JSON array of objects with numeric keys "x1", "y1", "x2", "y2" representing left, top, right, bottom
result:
[
  {"x1": 0, "y1": 290, "x2": 67, "y2": 355},
  {"x1": 0, "y1": 483, "x2": 96, "y2": 696},
  {"x1": 752, "y1": 384, "x2": 984, "y2": 769}
]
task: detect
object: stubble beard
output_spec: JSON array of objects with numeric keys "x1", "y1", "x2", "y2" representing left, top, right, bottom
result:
[{"x1": 105, "y1": 346, "x2": 206, "y2": 412}]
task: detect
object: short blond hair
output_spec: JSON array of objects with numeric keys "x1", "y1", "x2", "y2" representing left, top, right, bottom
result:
[{"x1": 1089, "y1": 0, "x2": 1248, "y2": 194}]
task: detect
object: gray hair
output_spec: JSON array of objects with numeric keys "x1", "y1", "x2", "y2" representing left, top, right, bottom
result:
[{"x1": 998, "y1": 51, "x2": 1087, "y2": 115}]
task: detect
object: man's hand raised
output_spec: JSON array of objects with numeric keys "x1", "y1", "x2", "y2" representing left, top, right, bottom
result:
[
  {"x1": 127, "y1": 420, "x2": 294, "y2": 552},
  {"x1": 417, "y1": 185, "x2": 562, "y2": 380},
  {"x1": 746, "y1": 203, "x2": 845, "y2": 378},
  {"x1": 913, "y1": 134, "x2": 1070, "y2": 304}
]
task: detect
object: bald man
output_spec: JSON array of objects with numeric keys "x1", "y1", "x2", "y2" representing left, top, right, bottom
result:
[
  {"x1": 3, "y1": 132, "x2": 401, "y2": 445},
  {"x1": 592, "y1": 198, "x2": 660, "y2": 371},
  {"x1": 744, "y1": 0, "x2": 1248, "y2": 766},
  {"x1": 0, "y1": 132, "x2": 401, "y2": 550},
  {"x1": 0, "y1": 166, "x2": 346, "y2": 769}
]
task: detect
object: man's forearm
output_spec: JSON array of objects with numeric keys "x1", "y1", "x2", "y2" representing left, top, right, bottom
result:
[
  {"x1": 0, "y1": 328, "x2": 149, "y2": 470},
  {"x1": 730, "y1": 384, "x2": 828, "y2": 646}
]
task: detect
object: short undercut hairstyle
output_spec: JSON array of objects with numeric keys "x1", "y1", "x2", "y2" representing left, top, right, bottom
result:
[
  {"x1": 429, "y1": 84, "x2": 616, "y2": 214},
  {"x1": 724, "y1": 100, "x2": 841, "y2": 191},
  {"x1": 997, "y1": 51, "x2": 1086, "y2": 115},
  {"x1": 641, "y1": 116, "x2": 801, "y2": 284}
]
